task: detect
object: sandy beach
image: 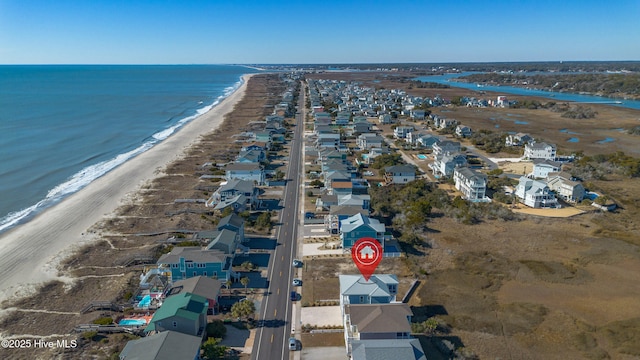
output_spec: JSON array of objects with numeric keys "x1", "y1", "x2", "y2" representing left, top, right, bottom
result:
[{"x1": 0, "y1": 74, "x2": 253, "y2": 305}]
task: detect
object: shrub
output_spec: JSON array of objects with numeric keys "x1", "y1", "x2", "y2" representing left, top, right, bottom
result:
[
  {"x1": 82, "y1": 331, "x2": 98, "y2": 341},
  {"x1": 93, "y1": 317, "x2": 114, "y2": 325},
  {"x1": 206, "y1": 320, "x2": 227, "y2": 339}
]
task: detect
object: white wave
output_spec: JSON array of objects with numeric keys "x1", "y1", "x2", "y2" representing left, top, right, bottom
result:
[
  {"x1": 0, "y1": 142, "x2": 154, "y2": 233},
  {"x1": 0, "y1": 76, "x2": 246, "y2": 235}
]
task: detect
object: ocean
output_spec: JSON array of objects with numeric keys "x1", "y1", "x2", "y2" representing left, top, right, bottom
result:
[{"x1": 0, "y1": 65, "x2": 258, "y2": 234}]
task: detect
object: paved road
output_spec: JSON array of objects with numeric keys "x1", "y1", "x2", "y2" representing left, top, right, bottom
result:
[{"x1": 252, "y1": 82, "x2": 305, "y2": 360}]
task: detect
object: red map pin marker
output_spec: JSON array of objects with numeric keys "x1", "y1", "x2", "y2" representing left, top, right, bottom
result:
[{"x1": 351, "y1": 237, "x2": 383, "y2": 282}]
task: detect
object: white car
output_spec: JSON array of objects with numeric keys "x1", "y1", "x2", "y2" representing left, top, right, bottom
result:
[
  {"x1": 292, "y1": 278, "x2": 302, "y2": 286},
  {"x1": 292, "y1": 259, "x2": 303, "y2": 268}
]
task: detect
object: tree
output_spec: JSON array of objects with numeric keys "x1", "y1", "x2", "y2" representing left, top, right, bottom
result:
[
  {"x1": 231, "y1": 299, "x2": 255, "y2": 321},
  {"x1": 255, "y1": 211, "x2": 272, "y2": 230},
  {"x1": 274, "y1": 169, "x2": 285, "y2": 181},
  {"x1": 220, "y1": 206, "x2": 234, "y2": 217},
  {"x1": 225, "y1": 279, "x2": 232, "y2": 298},
  {"x1": 240, "y1": 276, "x2": 250, "y2": 295},
  {"x1": 206, "y1": 320, "x2": 227, "y2": 339},
  {"x1": 202, "y1": 337, "x2": 228, "y2": 360}
]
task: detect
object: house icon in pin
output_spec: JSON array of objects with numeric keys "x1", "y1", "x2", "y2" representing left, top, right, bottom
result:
[{"x1": 359, "y1": 245, "x2": 375, "y2": 260}]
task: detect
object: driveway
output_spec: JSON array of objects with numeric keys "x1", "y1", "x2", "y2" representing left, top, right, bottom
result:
[{"x1": 300, "y1": 346, "x2": 346, "y2": 360}]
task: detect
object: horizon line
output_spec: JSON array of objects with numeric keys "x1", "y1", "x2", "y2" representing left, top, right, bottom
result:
[{"x1": 1, "y1": 60, "x2": 640, "y2": 66}]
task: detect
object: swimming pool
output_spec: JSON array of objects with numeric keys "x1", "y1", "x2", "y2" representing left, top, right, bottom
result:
[
  {"x1": 119, "y1": 318, "x2": 147, "y2": 326},
  {"x1": 416, "y1": 154, "x2": 428, "y2": 160},
  {"x1": 138, "y1": 294, "x2": 151, "y2": 308}
]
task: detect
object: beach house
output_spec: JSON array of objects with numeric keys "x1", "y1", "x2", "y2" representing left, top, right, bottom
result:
[
  {"x1": 453, "y1": 167, "x2": 488, "y2": 202},
  {"x1": 224, "y1": 163, "x2": 265, "y2": 185},
  {"x1": 339, "y1": 213, "x2": 385, "y2": 249},
  {"x1": 531, "y1": 159, "x2": 562, "y2": 179},
  {"x1": 145, "y1": 292, "x2": 208, "y2": 337},
  {"x1": 339, "y1": 274, "x2": 398, "y2": 309},
  {"x1": 350, "y1": 339, "x2": 427, "y2": 360},
  {"x1": 430, "y1": 153, "x2": 467, "y2": 178},
  {"x1": 505, "y1": 132, "x2": 533, "y2": 147},
  {"x1": 455, "y1": 125, "x2": 472, "y2": 138},
  {"x1": 157, "y1": 247, "x2": 234, "y2": 283},
  {"x1": 164, "y1": 276, "x2": 222, "y2": 315},
  {"x1": 546, "y1": 172, "x2": 585, "y2": 203},
  {"x1": 356, "y1": 133, "x2": 384, "y2": 150},
  {"x1": 432, "y1": 140, "x2": 461, "y2": 158},
  {"x1": 383, "y1": 165, "x2": 416, "y2": 185},
  {"x1": 343, "y1": 303, "x2": 414, "y2": 356},
  {"x1": 119, "y1": 331, "x2": 202, "y2": 360},
  {"x1": 515, "y1": 176, "x2": 558, "y2": 208},
  {"x1": 524, "y1": 142, "x2": 556, "y2": 161}
]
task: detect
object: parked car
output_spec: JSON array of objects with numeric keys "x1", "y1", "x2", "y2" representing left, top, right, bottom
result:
[
  {"x1": 288, "y1": 337, "x2": 297, "y2": 351},
  {"x1": 304, "y1": 212, "x2": 314, "y2": 219},
  {"x1": 290, "y1": 291, "x2": 298, "y2": 301},
  {"x1": 292, "y1": 278, "x2": 302, "y2": 286},
  {"x1": 292, "y1": 259, "x2": 303, "y2": 268}
]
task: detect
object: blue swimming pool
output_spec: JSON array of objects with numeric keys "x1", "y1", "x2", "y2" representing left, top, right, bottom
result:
[
  {"x1": 417, "y1": 154, "x2": 428, "y2": 160},
  {"x1": 138, "y1": 294, "x2": 151, "y2": 308},
  {"x1": 119, "y1": 319, "x2": 147, "y2": 326}
]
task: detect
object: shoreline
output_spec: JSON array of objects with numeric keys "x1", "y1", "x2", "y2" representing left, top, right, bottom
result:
[{"x1": 0, "y1": 74, "x2": 254, "y2": 306}]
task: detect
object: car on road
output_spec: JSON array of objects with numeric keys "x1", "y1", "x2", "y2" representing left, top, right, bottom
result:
[
  {"x1": 290, "y1": 291, "x2": 298, "y2": 301},
  {"x1": 292, "y1": 278, "x2": 302, "y2": 286},
  {"x1": 288, "y1": 337, "x2": 297, "y2": 351},
  {"x1": 292, "y1": 259, "x2": 303, "y2": 268}
]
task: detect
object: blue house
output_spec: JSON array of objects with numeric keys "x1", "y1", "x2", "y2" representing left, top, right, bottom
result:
[
  {"x1": 339, "y1": 213, "x2": 385, "y2": 249},
  {"x1": 339, "y1": 274, "x2": 398, "y2": 310},
  {"x1": 157, "y1": 247, "x2": 234, "y2": 283}
]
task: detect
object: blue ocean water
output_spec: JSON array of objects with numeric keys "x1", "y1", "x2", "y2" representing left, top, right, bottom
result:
[{"x1": 0, "y1": 65, "x2": 258, "y2": 234}]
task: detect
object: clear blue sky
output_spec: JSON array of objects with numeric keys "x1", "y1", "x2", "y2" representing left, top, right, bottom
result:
[{"x1": 1, "y1": 0, "x2": 638, "y2": 64}]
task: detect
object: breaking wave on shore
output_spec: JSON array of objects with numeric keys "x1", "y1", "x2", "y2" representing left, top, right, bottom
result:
[{"x1": 0, "y1": 77, "x2": 244, "y2": 235}]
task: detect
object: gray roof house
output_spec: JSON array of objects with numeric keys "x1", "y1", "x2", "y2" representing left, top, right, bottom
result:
[
  {"x1": 339, "y1": 274, "x2": 398, "y2": 310},
  {"x1": 119, "y1": 330, "x2": 202, "y2": 360},
  {"x1": 532, "y1": 159, "x2": 562, "y2": 179},
  {"x1": 546, "y1": 172, "x2": 585, "y2": 203},
  {"x1": 350, "y1": 339, "x2": 427, "y2": 360},
  {"x1": 429, "y1": 152, "x2": 467, "y2": 178},
  {"x1": 356, "y1": 133, "x2": 384, "y2": 150},
  {"x1": 515, "y1": 176, "x2": 558, "y2": 208},
  {"x1": 224, "y1": 163, "x2": 265, "y2": 185},
  {"x1": 205, "y1": 179, "x2": 258, "y2": 210},
  {"x1": 236, "y1": 148, "x2": 265, "y2": 163},
  {"x1": 416, "y1": 134, "x2": 441, "y2": 149},
  {"x1": 453, "y1": 167, "x2": 488, "y2": 202},
  {"x1": 524, "y1": 142, "x2": 557, "y2": 160},
  {"x1": 344, "y1": 303, "x2": 416, "y2": 356},
  {"x1": 505, "y1": 132, "x2": 533, "y2": 147},
  {"x1": 384, "y1": 165, "x2": 416, "y2": 185},
  {"x1": 455, "y1": 125, "x2": 472, "y2": 137},
  {"x1": 204, "y1": 229, "x2": 239, "y2": 254},
  {"x1": 165, "y1": 276, "x2": 222, "y2": 312},
  {"x1": 324, "y1": 205, "x2": 370, "y2": 234},
  {"x1": 432, "y1": 140, "x2": 461, "y2": 157}
]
